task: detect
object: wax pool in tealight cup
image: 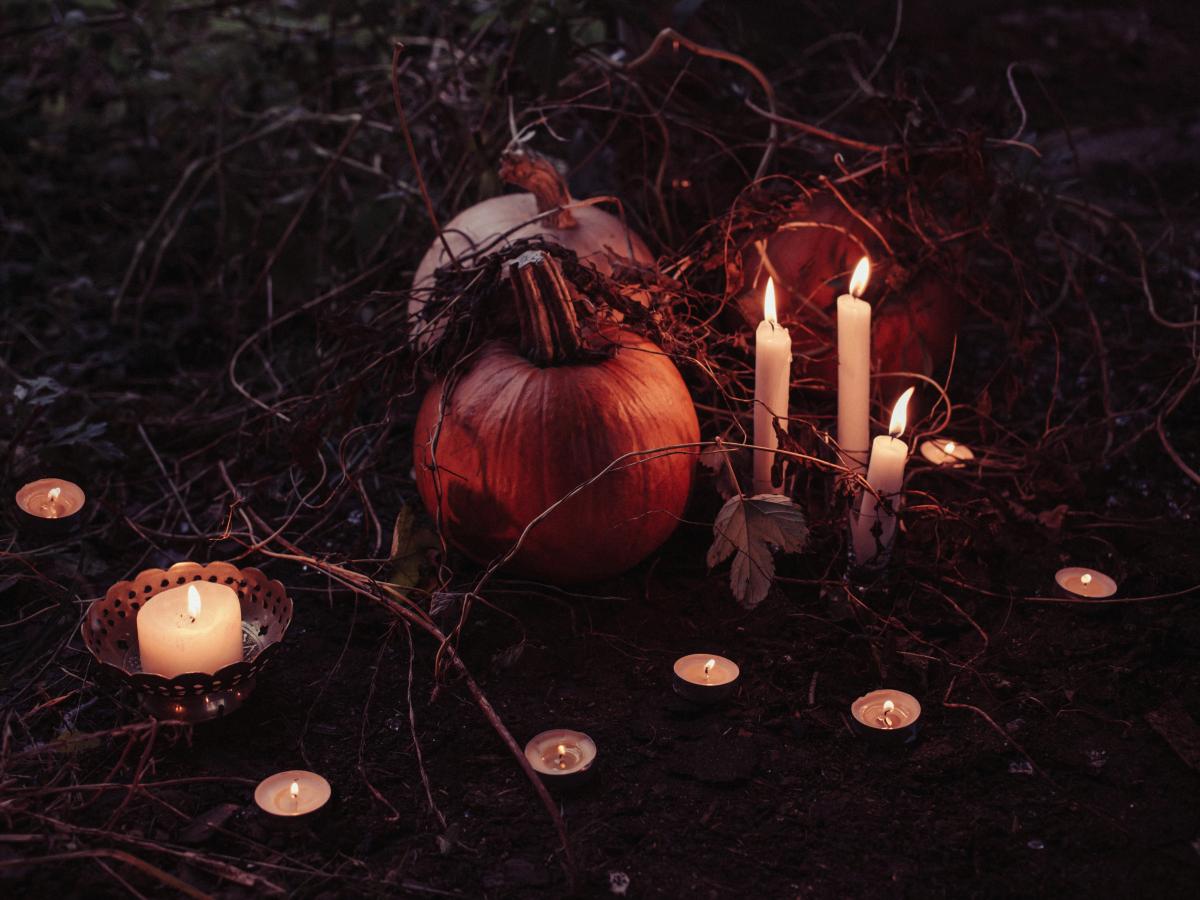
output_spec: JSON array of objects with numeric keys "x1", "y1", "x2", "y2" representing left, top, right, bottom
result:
[
  {"x1": 672, "y1": 653, "x2": 741, "y2": 704},
  {"x1": 850, "y1": 689, "x2": 922, "y2": 745},
  {"x1": 524, "y1": 729, "x2": 597, "y2": 789},
  {"x1": 918, "y1": 439, "x2": 975, "y2": 467},
  {"x1": 1054, "y1": 567, "x2": 1118, "y2": 599},
  {"x1": 254, "y1": 770, "x2": 332, "y2": 822},
  {"x1": 14, "y1": 477, "x2": 86, "y2": 537}
]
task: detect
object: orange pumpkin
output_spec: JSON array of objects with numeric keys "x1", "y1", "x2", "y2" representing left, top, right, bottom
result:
[
  {"x1": 732, "y1": 194, "x2": 962, "y2": 400},
  {"x1": 413, "y1": 250, "x2": 698, "y2": 583}
]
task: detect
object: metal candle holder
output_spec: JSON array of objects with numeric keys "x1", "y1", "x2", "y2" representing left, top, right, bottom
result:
[{"x1": 82, "y1": 561, "x2": 293, "y2": 723}]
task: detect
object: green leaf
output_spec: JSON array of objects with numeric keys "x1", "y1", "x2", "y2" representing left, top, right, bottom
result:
[{"x1": 707, "y1": 493, "x2": 809, "y2": 609}]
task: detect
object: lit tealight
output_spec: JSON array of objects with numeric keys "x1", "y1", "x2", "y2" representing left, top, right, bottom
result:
[
  {"x1": 919, "y1": 438, "x2": 975, "y2": 467},
  {"x1": 1054, "y1": 567, "x2": 1117, "y2": 599},
  {"x1": 672, "y1": 653, "x2": 741, "y2": 704},
  {"x1": 254, "y1": 770, "x2": 331, "y2": 820},
  {"x1": 15, "y1": 477, "x2": 86, "y2": 535},
  {"x1": 850, "y1": 689, "x2": 922, "y2": 744},
  {"x1": 525, "y1": 729, "x2": 597, "y2": 789}
]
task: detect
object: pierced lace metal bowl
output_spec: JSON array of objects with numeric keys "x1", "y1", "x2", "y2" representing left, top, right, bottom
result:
[{"x1": 82, "y1": 561, "x2": 293, "y2": 722}]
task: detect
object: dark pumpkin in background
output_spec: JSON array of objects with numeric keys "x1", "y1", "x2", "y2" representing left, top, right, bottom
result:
[
  {"x1": 414, "y1": 251, "x2": 699, "y2": 583},
  {"x1": 732, "y1": 193, "x2": 962, "y2": 404}
]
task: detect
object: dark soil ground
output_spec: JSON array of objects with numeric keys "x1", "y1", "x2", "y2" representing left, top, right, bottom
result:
[{"x1": 2, "y1": 2, "x2": 1199, "y2": 898}]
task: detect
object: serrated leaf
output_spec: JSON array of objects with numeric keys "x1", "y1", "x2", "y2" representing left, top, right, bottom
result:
[
  {"x1": 698, "y1": 445, "x2": 738, "y2": 500},
  {"x1": 707, "y1": 493, "x2": 809, "y2": 609}
]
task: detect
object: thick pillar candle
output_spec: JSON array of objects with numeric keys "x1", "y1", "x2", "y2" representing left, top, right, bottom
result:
[
  {"x1": 837, "y1": 257, "x2": 872, "y2": 479},
  {"x1": 136, "y1": 583, "x2": 244, "y2": 677},
  {"x1": 851, "y1": 387, "x2": 914, "y2": 565},
  {"x1": 754, "y1": 278, "x2": 792, "y2": 494}
]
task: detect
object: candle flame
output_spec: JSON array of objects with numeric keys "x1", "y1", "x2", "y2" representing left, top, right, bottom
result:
[
  {"x1": 47, "y1": 486, "x2": 62, "y2": 502},
  {"x1": 883, "y1": 699, "x2": 895, "y2": 714},
  {"x1": 186, "y1": 585, "x2": 202, "y2": 619},
  {"x1": 290, "y1": 779, "x2": 300, "y2": 799},
  {"x1": 1081, "y1": 573, "x2": 1092, "y2": 586},
  {"x1": 704, "y1": 658, "x2": 716, "y2": 679},
  {"x1": 763, "y1": 277, "x2": 777, "y2": 324},
  {"x1": 944, "y1": 441, "x2": 956, "y2": 454},
  {"x1": 849, "y1": 256, "x2": 870, "y2": 297},
  {"x1": 556, "y1": 744, "x2": 568, "y2": 769},
  {"x1": 889, "y1": 387, "x2": 915, "y2": 438}
]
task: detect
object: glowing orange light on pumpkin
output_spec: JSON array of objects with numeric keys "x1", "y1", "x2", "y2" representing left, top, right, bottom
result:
[{"x1": 849, "y1": 256, "x2": 870, "y2": 297}]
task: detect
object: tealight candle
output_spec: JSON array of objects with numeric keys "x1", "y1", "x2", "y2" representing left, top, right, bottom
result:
[
  {"x1": 1055, "y1": 567, "x2": 1118, "y2": 599},
  {"x1": 524, "y1": 729, "x2": 597, "y2": 789},
  {"x1": 753, "y1": 277, "x2": 792, "y2": 494},
  {"x1": 919, "y1": 438, "x2": 975, "y2": 467},
  {"x1": 254, "y1": 769, "x2": 331, "y2": 820},
  {"x1": 850, "y1": 689, "x2": 922, "y2": 744},
  {"x1": 15, "y1": 477, "x2": 86, "y2": 535},
  {"x1": 837, "y1": 257, "x2": 872, "y2": 478},
  {"x1": 672, "y1": 653, "x2": 741, "y2": 704},
  {"x1": 135, "y1": 583, "x2": 244, "y2": 677}
]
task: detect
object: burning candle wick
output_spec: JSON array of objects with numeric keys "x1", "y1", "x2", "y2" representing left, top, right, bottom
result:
[
  {"x1": 944, "y1": 441, "x2": 956, "y2": 454},
  {"x1": 186, "y1": 585, "x2": 202, "y2": 623},
  {"x1": 703, "y1": 657, "x2": 715, "y2": 681},
  {"x1": 556, "y1": 744, "x2": 568, "y2": 769},
  {"x1": 849, "y1": 256, "x2": 870, "y2": 298},
  {"x1": 878, "y1": 699, "x2": 896, "y2": 729},
  {"x1": 1080, "y1": 573, "x2": 1093, "y2": 587},
  {"x1": 290, "y1": 779, "x2": 300, "y2": 806}
]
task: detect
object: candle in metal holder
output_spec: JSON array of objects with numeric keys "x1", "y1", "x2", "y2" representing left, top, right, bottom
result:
[{"x1": 82, "y1": 561, "x2": 292, "y2": 723}]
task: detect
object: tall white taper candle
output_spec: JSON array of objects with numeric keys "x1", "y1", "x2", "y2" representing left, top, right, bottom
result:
[
  {"x1": 754, "y1": 278, "x2": 792, "y2": 494},
  {"x1": 851, "y1": 387, "x2": 914, "y2": 566},
  {"x1": 837, "y1": 257, "x2": 872, "y2": 479}
]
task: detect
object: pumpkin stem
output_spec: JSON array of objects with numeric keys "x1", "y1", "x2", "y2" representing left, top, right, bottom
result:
[
  {"x1": 508, "y1": 251, "x2": 587, "y2": 365},
  {"x1": 499, "y1": 147, "x2": 578, "y2": 229}
]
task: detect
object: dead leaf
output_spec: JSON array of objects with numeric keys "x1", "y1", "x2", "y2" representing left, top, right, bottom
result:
[
  {"x1": 1037, "y1": 504, "x2": 1069, "y2": 531},
  {"x1": 388, "y1": 505, "x2": 438, "y2": 589},
  {"x1": 698, "y1": 444, "x2": 738, "y2": 500},
  {"x1": 707, "y1": 493, "x2": 809, "y2": 609},
  {"x1": 178, "y1": 802, "x2": 240, "y2": 845},
  {"x1": 1146, "y1": 700, "x2": 1200, "y2": 772}
]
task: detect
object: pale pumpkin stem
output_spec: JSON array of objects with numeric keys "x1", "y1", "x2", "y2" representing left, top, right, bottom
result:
[
  {"x1": 499, "y1": 147, "x2": 578, "y2": 229},
  {"x1": 508, "y1": 250, "x2": 585, "y2": 365}
]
